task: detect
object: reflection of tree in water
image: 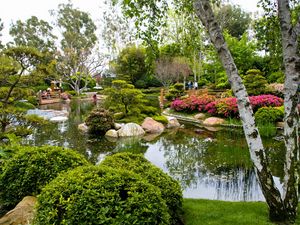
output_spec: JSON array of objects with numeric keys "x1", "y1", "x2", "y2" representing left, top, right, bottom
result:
[
  {"x1": 160, "y1": 128, "x2": 209, "y2": 188},
  {"x1": 113, "y1": 137, "x2": 149, "y2": 154}
]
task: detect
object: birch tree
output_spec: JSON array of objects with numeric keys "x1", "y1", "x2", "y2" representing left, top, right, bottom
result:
[{"x1": 118, "y1": 0, "x2": 299, "y2": 223}]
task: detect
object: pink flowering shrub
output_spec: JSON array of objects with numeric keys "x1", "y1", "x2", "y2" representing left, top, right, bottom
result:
[
  {"x1": 171, "y1": 99, "x2": 189, "y2": 111},
  {"x1": 249, "y1": 95, "x2": 283, "y2": 111},
  {"x1": 172, "y1": 94, "x2": 283, "y2": 118},
  {"x1": 171, "y1": 95, "x2": 216, "y2": 112}
]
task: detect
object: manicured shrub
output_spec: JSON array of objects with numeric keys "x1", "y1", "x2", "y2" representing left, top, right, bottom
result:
[
  {"x1": 0, "y1": 146, "x2": 89, "y2": 211},
  {"x1": 85, "y1": 108, "x2": 115, "y2": 135},
  {"x1": 166, "y1": 83, "x2": 185, "y2": 101},
  {"x1": 100, "y1": 153, "x2": 183, "y2": 225},
  {"x1": 205, "y1": 95, "x2": 283, "y2": 118},
  {"x1": 243, "y1": 69, "x2": 268, "y2": 96},
  {"x1": 34, "y1": 166, "x2": 170, "y2": 225},
  {"x1": 249, "y1": 95, "x2": 283, "y2": 111},
  {"x1": 171, "y1": 95, "x2": 215, "y2": 112},
  {"x1": 255, "y1": 106, "x2": 284, "y2": 124}
]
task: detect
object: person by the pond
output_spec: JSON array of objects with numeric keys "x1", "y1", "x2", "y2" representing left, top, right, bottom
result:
[
  {"x1": 93, "y1": 94, "x2": 97, "y2": 103},
  {"x1": 194, "y1": 81, "x2": 198, "y2": 90},
  {"x1": 188, "y1": 81, "x2": 193, "y2": 90}
]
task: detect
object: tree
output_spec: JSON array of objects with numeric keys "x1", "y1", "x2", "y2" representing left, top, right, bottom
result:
[
  {"x1": 119, "y1": 0, "x2": 299, "y2": 223},
  {"x1": 0, "y1": 46, "x2": 42, "y2": 132},
  {"x1": 104, "y1": 80, "x2": 146, "y2": 116},
  {"x1": 216, "y1": 4, "x2": 252, "y2": 39},
  {"x1": 0, "y1": 18, "x2": 3, "y2": 49},
  {"x1": 9, "y1": 16, "x2": 57, "y2": 52},
  {"x1": 52, "y1": 3, "x2": 99, "y2": 95},
  {"x1": 100, "y1": 0, "x2": 136, "y2": 57},
  {"x1": 112, "y1": 45, "x2": 147, "y2": 85}
]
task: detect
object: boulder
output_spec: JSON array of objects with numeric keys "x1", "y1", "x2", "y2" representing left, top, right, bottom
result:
[
  {"x1": 0, "y1": 196, "x2": 37, "y2": 225},
  {"x1": 193, "y1": 113, "x2": 206, "y2": 120},
  {"x1": 50, "y1": 116, "x2": 68, "y2": 122},
  {"x1": 203, "y1": 117, "x2": 225, "y2": 126},
  {"x1": 78, "y1": 123, "x2": 88, "y2": 132},
  {"x1": 114, "y1": 123, "x2": 124, "y2": 130},
  {"x1": 166, "y1": 116, "x2": 180, "y2": 128},
  {"x1": 141, "y1": 117, "x2": 165, "y2": 134},
  {"x1": 118, "y1": 123, "x2": 145, "y2": 137},
  {"x1": 105, "y1": 129, "x2": 119, "y2": 138}
]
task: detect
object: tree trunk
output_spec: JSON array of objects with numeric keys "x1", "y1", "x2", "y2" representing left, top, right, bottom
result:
[
  {"x1": 193, "y1": 0, "x2": 291, "y2": 222},
  {"x1": 277, "y1": 0, "x2": 300, "y2": 222}
]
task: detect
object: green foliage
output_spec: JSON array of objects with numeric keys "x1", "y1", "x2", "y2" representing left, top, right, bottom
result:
[
  {"x1": 166, "y1": 83, "x2": 185, "y2": 101},
  {"x1": 152, "y1": 115, "x2": 168, "y2": 124},
  {"x1": 243, "y1": 69, "x2": 268, "y2": 96},
  {"x1": 13, "y1": 101, "x2": 35, "y2": 110},
  {"x1": 9, "y1": 16, "x2": 57, "y2": 52},
  {"x1": 24, "y1": 114, "x2": 49, "y2": 126},
  {"x1": 85, "y1": 108, "x2": 114, "y2": 135},
  {"x1": 34, "y1": 165, "x2": 170, "y2": 225},
  {"x1": 255, "y1": 106, "x2": 284, "y2": 125},
  {"x1": 104, "y1": 80, "x2": 147, "y2": 117},
  {"x1": 0, "y1": 145, "x2": 89, "y2": 211},
  {"x1": 26, "y1": 96, "x2": 38, "y2": 105},
  {"x1": 101, "y1": 153, "x2": 183, "y2": 224},
  {"x1": 113, "y1": 45, "x2": 147, "y2": 85},
  {"x1": 183, "y1": 199, "x2": 278, "y2": 225},
  {"x1": 216, "y1": 4, "x2": 251, "y2": 39},
  {"x1": 268, "y1": 71, "x2": 284, "y2": 83}
]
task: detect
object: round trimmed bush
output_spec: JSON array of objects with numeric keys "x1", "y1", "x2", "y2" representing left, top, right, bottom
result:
[
  {"x1": 100, "y1": 152, "x2": 183, "y2": 225},
  {"x1": 0, "y1": 146, "x2": 89, "y2": 210},
  {"x1": 34, "y1": 166, "x2": 170, "y2": 225},
  {"x1": 254, "y1": 106, "x2": 284, "y2": 124},
  {"x1": 85, "y1": 108, "x2": 114, "y2": 135}
]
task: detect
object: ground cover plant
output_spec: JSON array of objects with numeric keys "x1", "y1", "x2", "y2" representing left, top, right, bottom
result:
[{"x1": 182, "y1": 199, "x2": 300, "y2": 225}]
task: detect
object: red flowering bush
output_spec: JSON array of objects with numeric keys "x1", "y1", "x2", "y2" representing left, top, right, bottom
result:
[
  {"x1": 171, "y1": 95, "x2": 215, "y2": 112},
  {"x1": 172, "y1": 94, "x2": 283, "y2": 118},
  {"x1": 171, "y1": 99, "x2": 189, "y2": 111},
  {"x1": 249, "y1": 95, "x2": 283, "y2": 111}
]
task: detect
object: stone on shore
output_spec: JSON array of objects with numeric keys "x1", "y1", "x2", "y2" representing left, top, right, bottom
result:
[
  {"x1": 141, "y1": 117, "x2": 165, "y2": 133},
  {"x1": 105, "y1": 129, "x2": 119, "y2": 138},
  {"x1": 166, "y1": 116, "x2": 180, "y2": 128},
  {"x1": 203, "y1": 117, "x2": 225, "y2": 126},
  {"x1": 78, "y1": 123, "x2": 88, "y2": 132},
  {"x1": 0, "y1": 196, "x2": 37, "y2": 225},
  {"x1": 118, "y1": 123, "x2": 145, "y2": 137}
]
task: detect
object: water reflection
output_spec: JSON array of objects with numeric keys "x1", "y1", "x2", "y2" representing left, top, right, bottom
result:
[{"x1": 23, "y1": 100, "x2": 285, "y2": 201}]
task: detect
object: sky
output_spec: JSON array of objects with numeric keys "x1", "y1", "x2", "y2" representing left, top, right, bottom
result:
[{"x1": 0, "y1": 0, "x2": 260, "y2": 44}]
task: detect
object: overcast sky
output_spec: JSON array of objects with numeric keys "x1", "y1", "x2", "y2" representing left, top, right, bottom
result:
[{"x1": 0, "y1": 0, "x2": 260, "y2": 44}]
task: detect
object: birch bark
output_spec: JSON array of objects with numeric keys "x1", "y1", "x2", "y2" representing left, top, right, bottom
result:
[
  {"x1": 278, "y1": 0, "x2": 300, "y2": 220},
  {"x1": 192, "y1": 0, "x2": 295, "y2": 222}
]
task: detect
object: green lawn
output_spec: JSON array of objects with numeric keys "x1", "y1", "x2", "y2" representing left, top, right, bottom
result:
[{"x1": 182, "y1": 199, "x2": 300, "y2": 225}]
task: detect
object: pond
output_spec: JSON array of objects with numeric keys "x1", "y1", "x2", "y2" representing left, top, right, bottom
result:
[{"x1": 24, "y1": 99, "x2": 285, "y2": 201}]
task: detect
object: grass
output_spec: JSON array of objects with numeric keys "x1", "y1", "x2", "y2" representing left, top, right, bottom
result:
[{"x1": 182, "y1": 199, "x2": 300, "y2": 225}]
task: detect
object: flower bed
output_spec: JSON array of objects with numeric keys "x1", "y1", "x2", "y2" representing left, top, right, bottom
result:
[{"x1": 171, "y1": 94, "x2": 283, "y2": 118}]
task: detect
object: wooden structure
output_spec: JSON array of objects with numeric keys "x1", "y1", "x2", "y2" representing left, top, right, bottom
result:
[{"x1": 38, "y1": 90, "x2": 61, "y2": 105}]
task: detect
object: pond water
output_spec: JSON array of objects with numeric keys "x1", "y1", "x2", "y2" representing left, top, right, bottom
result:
[{"x1": 23, "y1": 99, "x2": 285, "y2": 201}]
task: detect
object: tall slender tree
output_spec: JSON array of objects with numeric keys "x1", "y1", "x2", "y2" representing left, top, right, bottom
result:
[
  {"x1": 9, "y1": 16, "x2": 57, "y2": 52},
  {"x1": 51, "y1": 3, "x2": 99, "y2": 95}
]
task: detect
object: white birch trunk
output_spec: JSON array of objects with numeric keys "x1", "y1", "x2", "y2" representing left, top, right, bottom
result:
[
  {"x1": 278, "y1": 0, "x2": 300, "y2": 220},
  {"x1": 193, "y1": 0, "x2": 288, "y2": 221}
]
